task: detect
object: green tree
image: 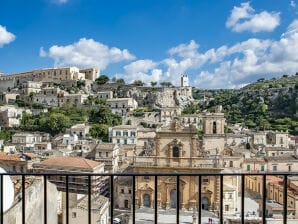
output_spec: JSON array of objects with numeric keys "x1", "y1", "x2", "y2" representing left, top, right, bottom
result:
[
  {"x1": 95, "y1": 75, "x2": 109, "y2": 85},
  {"x1": 89, "y1": 124, "x2": 109, "y2": 141},
  {"x1": 160, "y1": 82, "x2": 173, "y2": 87},
  {"x1": 89, "y1": 106, "x2": 122, "y2": 126},
  {"x1": 39, "y1": 113, "x2": 72, "y2": 136},
  {"x1": 116, "y1": 78, "x2": 125, "y2": 84},
  {"x1": 150, "y1": 81, "x2": 157, "y2": 87},
  {"x1": 133, "y1": 80, "x2": 144, "y2": 86}
]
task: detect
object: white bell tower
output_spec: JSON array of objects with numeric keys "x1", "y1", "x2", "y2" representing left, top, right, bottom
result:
[{"x1": 181, "y1": 74, "x2": 189, "y2": 87}]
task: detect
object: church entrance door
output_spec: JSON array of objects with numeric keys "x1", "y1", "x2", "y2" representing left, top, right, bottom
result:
[
  {"x1": 170, "y1": 189, "x2": 177, "y2": 208},
  {"x1": 202, "y1": 197, "x2": 209, "y2": 210},
  {"x1": 143, "y1": 194, "x2": 151, "y2": 207}
]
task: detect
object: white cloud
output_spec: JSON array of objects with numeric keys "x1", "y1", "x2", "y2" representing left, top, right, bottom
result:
[
  {"x1": 226, "y1": 2, "x2": 280, "y2": 33},
  {"x1": 117, "y1": 19, "x2": 298, "y2": 88},
  {"x1": 290, "y1": 0, "x2": 296, "y2": 8},
  {"x1": 194, "y1": 19, "x2": 298, "y2": 88},
  {"x1": 41, "y1": 38, "x2": 135, "y2": 70},
  {"x1": 0, "y1": 25, "x2": 16, "y2": 48}
]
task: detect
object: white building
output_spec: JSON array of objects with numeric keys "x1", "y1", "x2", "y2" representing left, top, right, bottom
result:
[
  {"x1": 109, "y1": 125, "x2": 138, "y2": 145},
  {"x1": 62, "y1": 134, "x2": 79, "y2": 145},
  {"x1": 0, "y1": 105, "x2": 27, "y2": 128},
  {"x1": 70, "y1": 123, "x2": 91, "y2": 139},
  {"x1": 106, "y1": 98, "x2": 138, "y2": 116},
  {"x1": 97, "y1": 91, "x2": 113, "y2": 99}
]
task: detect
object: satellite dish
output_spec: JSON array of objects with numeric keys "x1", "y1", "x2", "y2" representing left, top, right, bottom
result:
[{"x1": 0, "y1": 167, "x2": 14, "y2": 212}]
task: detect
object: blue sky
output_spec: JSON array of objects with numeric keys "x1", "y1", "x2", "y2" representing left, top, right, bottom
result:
[{"x1": 0, "y1": 0, "x2": 298, "y2": 88}]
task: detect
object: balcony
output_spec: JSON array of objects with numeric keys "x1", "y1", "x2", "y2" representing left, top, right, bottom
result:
[{"x1": 0, "y1": 172, "x2": 296, "y2": 224}]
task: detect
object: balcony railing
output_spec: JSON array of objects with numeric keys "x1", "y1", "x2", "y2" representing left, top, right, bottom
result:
[{"x1": 0, "y1": 172, "x2": 296, "y2": 224}]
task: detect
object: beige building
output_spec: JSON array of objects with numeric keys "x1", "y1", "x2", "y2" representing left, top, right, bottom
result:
[
  {"x1": 132, "y1": 118, "x2": 222, "y2": 211},
  {"x1": 90, "y1": 143, "x2": 120, "y2": 173},
  {"x1": 64, "y1": 195, "x2": 109, "y2": 224},
  {"x1": 33, "y1": 157, "x2": 107, "y2": 194},
  {"x1": 21, "y1": 81, "x2": 42, "y2": 95},
  {"x1": 0, "y1": 152, "x2": 40, "y2": 172},
  {"x1": 1, "y1": 67, "x2": 98, "y2": 84},
  {"x1": 202, "y1": 112, "x2": 225, "y2": 154}
]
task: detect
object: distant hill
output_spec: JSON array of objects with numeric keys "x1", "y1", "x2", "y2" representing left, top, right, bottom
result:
[{"x1": 192, "y1": 73, "x2": 298, "y2": 135}]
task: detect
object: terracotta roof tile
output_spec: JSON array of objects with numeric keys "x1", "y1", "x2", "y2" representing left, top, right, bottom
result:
[
  {"x1": 39, "y1": 156, "x2": 101, "y2": 169},
  {"x1": 0, "y1": 152, "x2": 21, "y2": 161}
]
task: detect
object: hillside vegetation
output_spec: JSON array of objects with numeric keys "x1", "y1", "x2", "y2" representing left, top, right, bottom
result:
[{"x1": 192, "y1": 73, "x2": 298, "y2": 134}]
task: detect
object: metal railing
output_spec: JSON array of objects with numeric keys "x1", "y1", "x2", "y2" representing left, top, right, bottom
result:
[{"x1": 0, "y1": 172, "x2": 295, "y2": 224}]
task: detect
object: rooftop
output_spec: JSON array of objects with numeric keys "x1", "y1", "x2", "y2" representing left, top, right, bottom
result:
[{"x1": 38, "y1": 156, "x2": 102, "y2": 169}]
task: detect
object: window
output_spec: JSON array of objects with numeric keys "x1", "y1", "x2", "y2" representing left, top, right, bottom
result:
[
  {"x1": 131, "y1": 131, "x2": 136, "y2": 137},
  {"x1": 144, "y1": 176, "x2": 150, "y2": 180},
  {"x1": 129, "y1": 189, "x2": 132, "y2": 194},
  {"x1": 247, "y1": 164, "x2": 251, "y2": 171},
  {"x1": 202, "y1": 178, "x2": 209, "y2": 184},
  {"x1": 116, "y1": 131, "x2": 121, "y2": 136},
  {"x1": 131, "y1": 139, "x2": 135, "y2": 144},
  {"x1": 106, "y1": 152, "x2": 109, "y2": 157},
  {"x1": 98, "y1": 152, "x2": 102, "y2": 157},
  {"x1": 261, "y1": 165, "x2": 265, "y2": 171},
  {"x1": 20, "y1": 166, "x2": 24, "y2": 173},
  {"x1": 229, "y1": 161, "x2": 233, "y2": 167},
  {"x1": 172, "y1": 146, "x2": 179, "y2": 157},
  {"x1": 273, "y1": 165, "x2": 278, "y2": 171},
  {"x1": 213, "y1": 121, "x2": 217, "y2": 134},
  {"x1": 124, "y1": 139, "x2": 127, "y2": 145},
  {"x1": 121, "y1": 189, "x2": 124, "y2": 194},
  {"x1": 288, "y1": 165, "x2": 292, "y2": 172},
  {"x1": 123, "y1": 131, "x2": 128, "y2": 136},
  {"x1": 229, "y1": 194, "x2": 233, "y2": 199},
  {"x1": 225, "y1": 205, "x2": 229, "y2": 211},
  {"x1": 72, "y1": 212, "x2": 77, "y2": 218},
  {"x1": 116, "y1": 139, "x2": 120, "y2": 144},
  {"x1": 13, "y1": 166, "x2": 16, "y2": 172}
]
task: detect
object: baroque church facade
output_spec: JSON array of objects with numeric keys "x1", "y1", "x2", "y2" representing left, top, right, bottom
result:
[{"x1": 132, "y1": 112, "x2": 226, "y2": 212}]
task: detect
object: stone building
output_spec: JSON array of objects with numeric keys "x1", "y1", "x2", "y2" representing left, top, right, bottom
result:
[
  {"x1": 33, "y1": 157, "x2": 107, "y2": 195},
  {"x1": 63, "y1": 195, "x2": 109, "y2": 224},
  {"x1": 202, "y1": 112, "x2": 225, "y2": 155},
  {"x1": 132, "y1": 118, "x2": 222, "y2": 212}
]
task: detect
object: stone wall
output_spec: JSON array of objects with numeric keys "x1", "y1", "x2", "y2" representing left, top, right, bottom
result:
[{"x1": 4, "y1": 178, "x2": 58, "y2": 224}]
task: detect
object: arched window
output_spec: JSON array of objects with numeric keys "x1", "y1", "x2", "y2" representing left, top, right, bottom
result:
[
  {"x1": 172, "y1": 146, "x2": 179, "y2": 157},
  {"x1": 213, "y1": 121, "x2": 217, "y2": 134}
]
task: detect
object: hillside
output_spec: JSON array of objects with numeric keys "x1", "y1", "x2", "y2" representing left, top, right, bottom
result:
[{"x1": 192, "y1": 73, "x2": 298, "y2": 135}]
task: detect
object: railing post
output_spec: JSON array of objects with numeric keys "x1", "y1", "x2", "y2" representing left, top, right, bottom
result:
[
  {"x1": 0, "y1": 175, "x2": 3, "y2": 224},
  {"x1": 154, "y1": 175, "x2": 158, "y2": 224},
  {"x1": 44, "y1": 175, "x2": 47, "y2": 224},
  {"x1": 262, "y1": 174, "x2": 267, "y2": 224},
  {"x1": 241, "y1": 174, "x2": 245, "y2": 224},
  {"x1": 110, "y1": 176, "x2": 114, "y2": 224},
  {"x1": 22, "y1": 175, "x2": 25, "y2": 224},
  {"x1": 283, "y1": 175, "x2": 288, "y2": 224},
  {"x1": 132, "y1": 175, "x2": 136, "y2": 224},
  {"x1": 198, "y1": 175, "x2": 201, "y2": 224},
  {"x1": 176, "y1": 175, "x2": 180, "y2": 224},
  {"x1": 220, "y1": 175, "x2": 223, "y2": 224},
  {"x1": 88, "y1": 175, "x2": 91, "y2": 224},
  {"x1": 66, "y1": 175, "x2": 69, "y2": 224}
]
